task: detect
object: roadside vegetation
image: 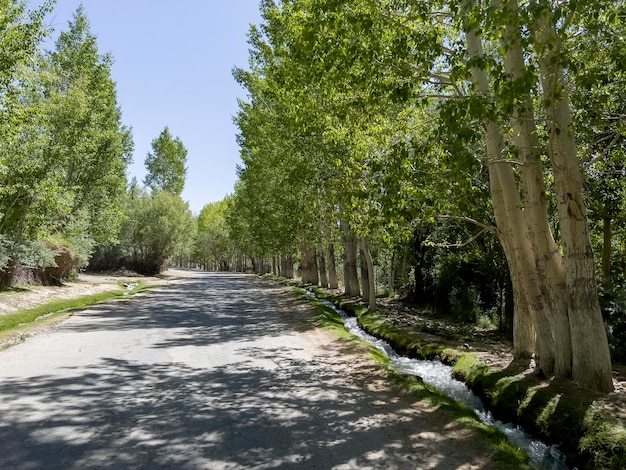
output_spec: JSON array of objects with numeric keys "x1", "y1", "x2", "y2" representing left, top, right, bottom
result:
[
  {"x1": 0, "y1": 3, "x2": 194, "y2": 285},
  {"x1": 0, "y1": 281, "x2": 152, "y2": 348},
  {"x1": 2, "y1": 1, "x2": 625, "y2": 467}
]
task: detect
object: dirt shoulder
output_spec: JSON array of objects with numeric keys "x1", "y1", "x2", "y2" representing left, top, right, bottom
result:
[
  {"x1": 0, "y1": 269, "x2": 183, "y2": 316},
  {"x1": 0, "y1": 269, "x2": 191, "y2": 350}
]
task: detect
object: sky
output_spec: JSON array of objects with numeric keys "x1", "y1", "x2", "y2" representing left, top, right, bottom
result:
[{"x1": 34, "y1": 0, "x2": 262, "y2": 214}]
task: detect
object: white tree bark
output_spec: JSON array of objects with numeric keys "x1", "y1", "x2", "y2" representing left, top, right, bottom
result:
[
  {"x1": 464, "y1": 12, "x2": 558, "y2": 375},
  {"x1": 494, "y1": 0, "x2": 572, "y2": 378},
  {"x1": 532, "y1": 4, "x2": 613, "y2": 392}
]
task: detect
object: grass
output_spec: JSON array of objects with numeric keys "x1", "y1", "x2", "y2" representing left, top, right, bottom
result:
[
  {"x1": 0, "y1": 282, "x2": 152, "y2": 335},
  {"x1": 580, "y1": 403, "x2": 626, "y2": 469},
  {"x1": 356, "y1": 307, "x2": 462, "y2": 364}
]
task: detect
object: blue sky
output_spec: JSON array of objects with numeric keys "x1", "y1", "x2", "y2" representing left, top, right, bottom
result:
[{"x1": 36, "y1": 1, "x2": 262, "y2": 214}]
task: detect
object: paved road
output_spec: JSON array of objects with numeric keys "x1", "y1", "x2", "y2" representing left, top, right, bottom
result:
[{"x1": 0, "y1": 272, "x2": 495, "y2": 469}]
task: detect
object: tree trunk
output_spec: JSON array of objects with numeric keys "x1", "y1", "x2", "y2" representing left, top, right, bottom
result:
[
  {"x1": 465, "y1": 20, "x2": 556, "y2": 375},
  {"x1": 301, "y1": 246, "x2": 319, "y2": 285},
  {"x1": 280, "y1": 254, "x2": 287, "y2": 278},
  {"x1": 399, "y1": 244, "x2": 411, "y2": 299},
  {"x1": 496, "y1": 0, "x2": 571, "y2": 378},
  {"x1": 361, "y1": 237, "x2": 377, "y2": 311},
  {"x1": 341, "y1": 220, "x2": 360, "y2": 296},
  {"x1": 602, "y1": 216, "x2": 612, "y2": 285},
  {"x1": 510, "y1": 264, "x2": 536, "y2": 360},
  {"x1": 301, "y1": 248, "x2": 311, "y2": 283},
  {"x1": 318, "y1": 244, "x2": 329, "y2": 288},
  {"x1": 328, "y1": 244, "x2": 338, "y2": 289},
  {"x1": 310, "y1": 248, "x2": 320, "y2": 286},
  {"x1": 533, "y1": 4, "x2": 613, "y2": 392},
  {"x1": 360, "y1": 244, "x2": 369, "y2": 303},
  {"x1": 390, "y1": 251, "x2": 396, "y2": 295}
]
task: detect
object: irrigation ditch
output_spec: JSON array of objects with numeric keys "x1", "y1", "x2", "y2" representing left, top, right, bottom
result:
[{"x1": 263, "y1": 275, "x2": 626, "y2": 469}]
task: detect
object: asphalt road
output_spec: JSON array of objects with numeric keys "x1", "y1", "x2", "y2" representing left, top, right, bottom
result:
[{"x1": 0, "y1": 272, "x2": 494, "y2": 469}]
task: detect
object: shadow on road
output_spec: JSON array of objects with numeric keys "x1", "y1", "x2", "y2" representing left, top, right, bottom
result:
[
  {"x1": 65, "y1": 273, "x2": 314, "y2": 344},
  {"x1": 0, "y1": 272, "x2": 496, "y2": 469}
]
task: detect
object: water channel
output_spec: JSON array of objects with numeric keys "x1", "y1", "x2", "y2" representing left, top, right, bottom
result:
[{"x1": 305, "y1": 290, "x2": 570, "y2": 469}]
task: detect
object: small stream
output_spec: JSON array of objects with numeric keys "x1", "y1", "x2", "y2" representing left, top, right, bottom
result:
[{"x1": 307, "y1": 291, "x2": 570, "y2": 470}]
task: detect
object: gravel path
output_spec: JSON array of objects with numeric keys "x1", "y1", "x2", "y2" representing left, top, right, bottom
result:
[{"x1": 0, "y1": 271, "x2": 504, "y2": 469}]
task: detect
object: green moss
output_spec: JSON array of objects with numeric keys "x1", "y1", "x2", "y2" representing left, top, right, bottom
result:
[
  {"x1": 452, "y1": 354, "x2": 626, "y2": 468},
  {"x1": 580, "y1": 404, "x2": 626, "y2": 469}
]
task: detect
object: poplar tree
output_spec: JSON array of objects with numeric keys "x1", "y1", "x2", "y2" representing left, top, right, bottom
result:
[
  {"x1": 46, "y1": 5, "x2": 133, "y2": 245},
  {"x1": 144, "y1": 127, "x2": 188, "y2": 196}
]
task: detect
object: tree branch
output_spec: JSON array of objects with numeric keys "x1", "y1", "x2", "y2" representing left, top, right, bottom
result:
[
  {"x1": 437, "y1": 215, "x2": 496, "y2": 232},
  {"x1": 430, "y1": 227, "x2": 493, "y2": 248}
]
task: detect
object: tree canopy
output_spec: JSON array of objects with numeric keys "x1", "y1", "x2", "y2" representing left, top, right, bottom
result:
[
  {"x1": 0, "y1": 3, "x2": 132, "y2": 285},
  {"x1": 226, "y1": 0, "x2": 626, "y2": 392}
]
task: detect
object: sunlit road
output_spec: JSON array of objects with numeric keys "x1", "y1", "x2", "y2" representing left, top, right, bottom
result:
[{"x1": 0, "y1": 272, "x2": 495, "y2": 469}]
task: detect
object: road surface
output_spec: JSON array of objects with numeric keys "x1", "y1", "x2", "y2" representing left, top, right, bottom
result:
[{"x1": 0, "y1": 272, "x2": 498, "y2": 469}]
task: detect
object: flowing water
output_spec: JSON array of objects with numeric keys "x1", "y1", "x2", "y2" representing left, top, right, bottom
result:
[{"x1": 307, "y1": 292, "x2": 570, "y2": 469}]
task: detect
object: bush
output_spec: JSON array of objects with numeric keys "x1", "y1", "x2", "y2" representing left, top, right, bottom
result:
[{"x1": 0, "y1": 238, "x2": 88, "y2": 288}]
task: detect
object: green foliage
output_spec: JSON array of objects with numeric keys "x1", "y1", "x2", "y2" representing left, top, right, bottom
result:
[
  {"x1": 570, "y1": 2, "x2": 626, "y2": 289},
  {"x1": 0, "y1": 237, "x2": 56, "y2": 271},
  {"x1": 227, "y1": 0, "x2": 623, "y2": 381},
  {"x1": 195, "y1": 199, "x2": 234, "y2": 270},
  {"x1": 598, "y1": 283, "x2": 626, "y2": 364},
  {"x1": 120, "y1": 188, "x2": 195, "y2": 274},
  {"x1": 144, "y1": 127, "x2": 188, "y2": 196},
  {"x1": 45, "y1": 6, "x2": 133, "y2": 245},
  {"x1": 0, "y1": 0, "x2": 51, "y2": 90},
  {"x1": 0, "y1": 4, "x2": 132, "y2": 285}
]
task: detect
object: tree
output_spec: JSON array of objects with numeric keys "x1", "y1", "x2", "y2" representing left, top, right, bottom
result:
[
  {"x1": 230, "y1": 0, "x2": 617, "y2": 391},
  {"x1": 120, "y1": 188, "x2": 195, "y2": 274},
  {"x1": 0, "y1": 0, "x2": 50, "y2": 90},
  {"x1": 0, "y1": 0, "x2": 52, "y2": 246},
  {"x1": 0, "y1": 2, "x2": 108, "y2": 286},
  {"x1": 46, "y1": 5, "x2": 134, "y2": 245},
  {"x1": 144, "y1": 127, "x2": 188, "y2": 195},
  {"x1": 0, "y1": 4, "x2": 134, "y2": 286},
  {"x1": 195, "y1": 199, "x2": 233, "y2": 271},
  {"x1": 569, "y1": 2, "x2": 626, "y2": 287}
]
